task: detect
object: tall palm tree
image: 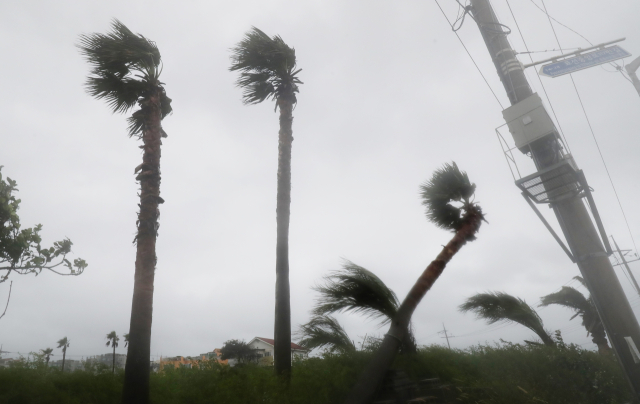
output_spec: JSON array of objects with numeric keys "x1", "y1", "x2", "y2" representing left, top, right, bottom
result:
[
  {"x1": 57, "y1": 337, "x2": 70, "y2": 372},
  {"x1": 106, "y1": 331, "x2": 120, "y2": 374},
  {"x1": 230, "y1": 27, "x2": 302, "y2": 378},
  {"x1": 79, "y1": 20, "x2": 172, "y2": 404},
  {"x1": 540, "y1": 277, "x2": 610, "y2": 354},
  {"x1": 40, "y1": 348, "x2": 54, "y2": 367},
  {"x1": 459, "y1": 292, "x2": 555, "y2": 346},
  {"x1": 312, "y1": 261, "x2": 416, "y2": 353},
  {"x1": 345, "y1": 163, "x2": 485, "y2": 404},
  {"x1": 297, "y1": 315, "x2": 356, "y2": 354}
]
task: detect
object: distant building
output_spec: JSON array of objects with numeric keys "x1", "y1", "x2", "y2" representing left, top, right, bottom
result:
[
  {"x1": 84, "y1": 353, "x2": 127, "y2": 370},
  {"x1": 247, "y1": 337, "x2": 309, "y2": 366},
  {"x1": 0, "y1": 358, "x2": 18, "y2": 368},
  {"x1": 158, "y1": 351, "x2": 227, "y2": 372},
  {"x1": 50, "y1": 359, "x2": 83, "y2": 372}
]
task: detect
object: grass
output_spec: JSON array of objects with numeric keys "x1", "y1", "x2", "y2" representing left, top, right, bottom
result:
[{"x1": 0, "y1": 341, "x2": 631, "y2": 404}]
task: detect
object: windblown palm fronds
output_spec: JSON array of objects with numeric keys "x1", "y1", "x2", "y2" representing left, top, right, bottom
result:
[
  {"x1": 460, "y1": 292, "x2": 554, "y2": 346},
  {"x1": 540, "y1": 277, "x2": 610, "y2": 353},
  {"x1": 313, "y1": 261, "x2": 399, "y2": 322},
  {"x1": 229, "y1": 27, "x2": 302, "y2": 107},
  {"x1": 296, "y1": 315, "x2": 356, "y2": 354}
]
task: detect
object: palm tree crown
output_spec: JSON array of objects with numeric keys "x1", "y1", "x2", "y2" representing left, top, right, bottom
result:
[
  {"x1": 106, "y1": 331, "x2": 119, "y2": 348},
  {"x1": 78, "y1": 19, "x2": 172, "y2": 137},
  {"x1": 460, "y1": 292, "x2": 554, "y2": 346},
  {"x1": 297, "y1": 315, "x2": 356, "y2": 354},
  {"x1": 421, "y1": 162, "x2": 482, "y2": 239},
  {"x1": 57, "y1": 337, "x2": 69, "y2": 350},
  {"x1": 229, "y1": 27, "x2": 302, "y2": 107},
  {"x1": 313, "y1": 261, "x2": 399, "y2": 323}
]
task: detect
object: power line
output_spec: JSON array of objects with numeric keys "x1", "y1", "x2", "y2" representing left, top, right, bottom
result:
[
  {"x1": 434, "y1": 0, "x2": 504, "y2": 109},
  {"x1": 540, "y1": 0, "x2": 639, "y2": 257}
]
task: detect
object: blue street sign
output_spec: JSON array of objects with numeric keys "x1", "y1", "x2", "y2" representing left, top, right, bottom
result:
[{"x1": 539, "y1": 45, "x2": 631, "y2": 78}]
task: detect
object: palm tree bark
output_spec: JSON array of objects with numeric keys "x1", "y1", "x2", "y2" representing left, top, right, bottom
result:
[
  {"x1": 274, "y1": 97, "x2": 294, "y2": 377},
  {"x1": 61, "y1": 347, "x2": 66, "y2": 373},
  {"x1": 112, "y1": 341, "x2": 116, "y2": 374},
  {"x1": 122, "y1": 88, "x2": 162, "y2": 404},
  {"x1": 344, "y1": 214, "x2": 482, "y2": 404}
]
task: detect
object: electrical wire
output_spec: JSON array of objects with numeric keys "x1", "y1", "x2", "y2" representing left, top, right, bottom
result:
[
  {"x1": 434, "y1": 0, "x2": 504, "y2": 109},
  {"x1": 540, "y1": 0, "x2": 640, "y2": 258}
]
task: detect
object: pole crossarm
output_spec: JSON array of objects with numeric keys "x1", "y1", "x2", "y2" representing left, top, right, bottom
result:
[{"x1": 523, "y1": 38, "x2": 626, "y2": 69}]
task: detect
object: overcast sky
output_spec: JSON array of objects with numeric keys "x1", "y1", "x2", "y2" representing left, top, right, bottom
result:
[{"x1": 1, "y1": 0, "x2": 640, "y2": 362}]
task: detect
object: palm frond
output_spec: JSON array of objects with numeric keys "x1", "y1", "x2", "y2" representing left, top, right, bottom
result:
[
  {"x1": 296, "y1": 315, "x2": 356, "y2": 354},
  {"x1": 78, "y1": 19, "x2": 171, "y2": 138},
  {"x1": 312, "y1": 261, "x2": 399, "y2": 323},
  {"x1": 460, "y1": 292, "x2": 553, "y2": 344},
  {"x1": 229, "y1": 27, "x2": 302, "y2": 106},
  {"x1": 573, "y1": 276, "x2": 588, "y2": 289},
  {"x1": 539, "y1": 286, "x2": 591, "y2": 314}
]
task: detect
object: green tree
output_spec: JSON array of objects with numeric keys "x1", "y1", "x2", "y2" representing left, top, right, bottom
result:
[
  {"x1": 297, "y1": 315, "x2": 356, "y2": 354},
  {"x1": 106, "y1": 331, "x2": 120, "y2": 374},
  {"x1": 460, "y1": 291, "x2": 555, "y2": 346},
  {"x1": 345, "y1": 163, "x2": 485, "y2": 404},
  {"x1": 0, "y1": 166, "x2": 87, "y2": 315},
  {"x1": 230, "y1": 27, "x2": 302, "y2": 378},
  {"x1": 123, "y1": 333, "x2": 129, "y2": 348},
  {"x1": 40, "y1": 348, "x2": 54, "y2": 367},
  {"x1": 312, "y1": 261, "x2": 416, "y2": 353},
  {"x1": 57, "y1": 337, "x2": 70, "y2": 372},
  {"x1": 220, "y1": 339, "x2": 256, "y2": 364},
  {"x1": 78, "y1": 20, "x2": 172, "y2": 404},
  {"x1": 540, "y1": 276, "x2": 611, "y2": 354}
]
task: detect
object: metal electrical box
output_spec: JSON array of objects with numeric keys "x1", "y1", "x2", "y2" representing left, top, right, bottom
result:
[{"x1": 502, "y1": 93, "x2": 558, "y2": 153}]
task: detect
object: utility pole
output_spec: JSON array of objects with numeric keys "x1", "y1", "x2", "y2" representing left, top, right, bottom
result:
[
  {"x1": 439, "y1": 323, "x2": 453, "y2": 349},
  {"x1": 612, "y1": 235, "x2": 640, "y2": 298},
  {"x1": 467, "y1": 0, "x2": 640, "y2": 399},
  {"x1": 625, "y1": 56, "x2": 640, "y2": 97}
]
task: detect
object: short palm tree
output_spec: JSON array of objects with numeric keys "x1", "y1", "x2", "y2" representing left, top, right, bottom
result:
[
  {"x1": 540, "y1": 276, "x2": 610, "y2": 353},
  {"x1": 230, "y1": 27, "x2": 302, "y2": 378},
  {"x1": 79, "y1": 20, "x2": 172, "y2": 404},
  {"x1": 312, "y1": 261, "x2": 416, "y2": 353},
  {"x1": 57, "y1": 337, "x2": 70, "y2": 372},
  {"x1": 346, "y1": 163, "x2": 485, "y2": 404},
  {"x1": 106, "y1": 331, "x2": 120, "y2": 374},
  {"x1": 40, "y1": 348, "x2": 54, "y2": 367},
  {"x1": 460, "y1": 292, "x2": 555, "y2": 346},
  {"x1": 123, "y1": 333, "x2": 130, "y2": 348},
  {"x1": 297, "y1": 315, "x2": 356, "y2": 354}
]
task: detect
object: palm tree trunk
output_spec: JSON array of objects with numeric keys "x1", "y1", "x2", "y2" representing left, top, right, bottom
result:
[
  {"x1": 274, "y1": 97, "x2": 294, "y2": 378},
  {"x1": 62, "y1": 348, "x2": 66, "y2": 373},
  {"x1": 122, "y1": 87, "x2": 163, "y2": 404},
  {"x1": 113, "y1": 342, "x2": 116, "y2": 374},
  {"x1": 344, "y1": 214, "x2": 482, "y2": 404}
]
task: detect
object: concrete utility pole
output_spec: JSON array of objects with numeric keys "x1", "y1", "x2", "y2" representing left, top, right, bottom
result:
[
  {"x1": 626, "y1": 56, "x2": 640, "y2": 97},
  {"x1": 468, "y1": 0, "x2": 640, "y2": 399},
  {"x1": 439, "y1": 323, "x2": 453, "y2": 349}
]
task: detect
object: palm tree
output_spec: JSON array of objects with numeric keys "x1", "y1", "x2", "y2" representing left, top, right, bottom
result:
[
  {"x1": 459, "y1": 292, "x2": 555, "y2": 346},
  {"x1": 123, "y1": 333, "x2": 130, "y2": 348},
  {"x1": 57, "y1": 337, "x2": 70, "y2": 372},
  {"x1": 297, "y1": 315, "x2": 356, "y2": 354},
  {"x1": 106, "y1": 331, "x2": 120, "y2": 374},
  {"x1": 540, "y1": 276, "x2": 610, "y2": 354},
  {"x1": 78, "y1": 20, "x2": 172, "y2": 404},
  {"x1": 312, "y1": 261, "x2": 416, "y2": 353},
  {"x1": 345, "y1": 163, "x2": 485, "y2": 404},
  {"x1": 40, "y1": 348, "x2": 54, "y2": 367},
  {"x1": 230, "y1": 27, "x2": 302, "y2": 378}
]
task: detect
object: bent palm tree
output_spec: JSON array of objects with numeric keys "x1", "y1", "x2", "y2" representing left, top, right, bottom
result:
[
  {"x1": 346, "y1": 163, "x2": 485, "y2": 404},
  {"x1": 540, "y1": 277, "x2": 610, "y2": 353},
  {"x1": 230, "y1": 27, "x2": 302, "y2": 378},
  {"x1": 40, "y1": 348, "x2": 54, "y2": 367},
  {"x1": 106, "y1": 331, "x2": 120, "y2": 374},
  {"x1": 297, "y1": 315, "x2": 356, "y2": 354},
  {"x1": 312, "y1": 261, "x2": 416, "y2": 352},
  {"x1": 460, "y1": 292, "x2": 555, "y2": 346},
  {"x1": 57, "y1": 337, "x2": 70, "y2": 372},
  {"x1": 123, "y1": 333, "x2": 130, "y2": 348},
  {"x1": 78, "y1": 20, "x2": 172, "y2": 404}
]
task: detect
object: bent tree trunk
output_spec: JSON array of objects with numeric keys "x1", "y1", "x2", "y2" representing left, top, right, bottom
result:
[
  {"x1": 274, "y1": 97, "x2": 294, "y2": 378},
  {"x1": 122, "y1": 88, "x2": 163, "y2": 404},
  {"x1": 61, "y1": 348, "x2": 66, "y2": 372},
  {"x1": 344, "y1": 215, "x2": 482, "y2": 404}
]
